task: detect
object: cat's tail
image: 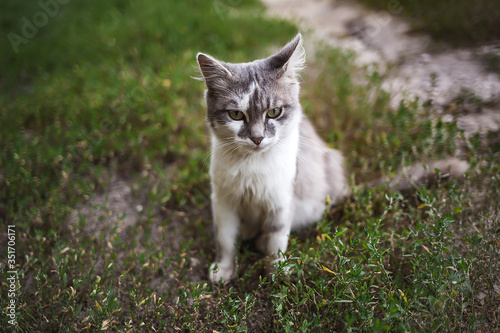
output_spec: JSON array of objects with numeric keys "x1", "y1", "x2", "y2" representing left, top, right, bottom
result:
[{"x1": 367, "y1": 158, "x2": 469, "y2": 192}]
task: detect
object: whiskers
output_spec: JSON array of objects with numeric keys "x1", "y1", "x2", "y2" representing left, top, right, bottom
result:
[
  {"x1": 202, "y1": 134, "x2": 342, "y2": 175},
  {"x1": 202, "y1": 138, "x2": 246, "y2": 168},
  {"x1": 298, "y1": 135, "x2": 342, "y2": 169}
]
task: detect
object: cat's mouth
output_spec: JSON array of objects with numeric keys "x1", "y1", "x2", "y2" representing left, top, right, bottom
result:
[
  {"x1": 239, "y1": 142, "x2": 266, "y2": 153},
  {"x1": 249, "y1": 142, "x2": 272, "y2": 153}
]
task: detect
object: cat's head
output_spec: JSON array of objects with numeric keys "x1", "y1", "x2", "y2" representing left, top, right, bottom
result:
[{"x1": 197, "y1": 33, "x2": 305, "y2": 152}]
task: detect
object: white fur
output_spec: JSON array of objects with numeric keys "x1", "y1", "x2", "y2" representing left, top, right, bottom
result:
[
  {"x1": 287, "y1": 37, "x2": 306, "y2": 74},
  {"x1": 238, "y1": 81, "x2": 257, "y2": 112},
  {"x1": 209, "y1": 123, "x2": 300, "y2": 282}
]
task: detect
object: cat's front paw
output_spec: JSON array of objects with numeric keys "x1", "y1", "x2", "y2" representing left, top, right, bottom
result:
[{"x1": 208, "y1": 262, "x2": 234, "y2": 283}]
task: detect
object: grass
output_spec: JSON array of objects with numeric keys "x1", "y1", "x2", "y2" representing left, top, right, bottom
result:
[
  {"x1": 479, "y1": 51, "x2": 500, "y2": 76},
  {"x1": 1, "y1": 0, "x2": 499, "y2": 331},
  {"x1": 355, "y1": 0, "x2": 500, "y2": 46}
]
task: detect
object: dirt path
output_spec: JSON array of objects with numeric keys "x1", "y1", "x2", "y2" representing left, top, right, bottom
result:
[{"x1": 262, "y1": 0, "x2": 500, "y2": 137}]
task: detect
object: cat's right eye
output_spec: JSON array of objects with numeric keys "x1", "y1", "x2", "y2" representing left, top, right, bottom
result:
[{"x1": 228, "y1": 110, "x2": 245, "y2": 121}]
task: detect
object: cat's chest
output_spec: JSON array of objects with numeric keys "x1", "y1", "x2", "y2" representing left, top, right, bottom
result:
[{"x1": 211, "y1": 144, "x2": 297, "y2": 208}]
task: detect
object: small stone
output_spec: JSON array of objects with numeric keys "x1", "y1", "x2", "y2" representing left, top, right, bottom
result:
[
  {"x1": 190, "y1": 257, "x2": 200, "y2": 268},
  {"x1": 420, "y1": 53, "x2": 432, "y2": 63},
  {"x1": 441, "y1": 114, "x2": 453, "y2": 123}
]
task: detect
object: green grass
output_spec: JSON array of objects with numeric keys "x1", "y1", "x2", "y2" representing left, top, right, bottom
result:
[
  {"x1": 356, "y1": 0, "x2": 500, "y2": 46},
  {"x1": 1, "y1": 0, "x2": 499, "y2": 331}
]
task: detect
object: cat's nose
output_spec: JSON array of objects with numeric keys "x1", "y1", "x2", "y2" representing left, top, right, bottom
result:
[{"x1": 250, "y1": 136, "x2": 264, "y2": 145}]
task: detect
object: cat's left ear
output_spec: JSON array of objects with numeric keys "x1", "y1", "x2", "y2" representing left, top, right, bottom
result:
[{"x1": 267, "y1": 33, "x2": 305, "y2": 76}]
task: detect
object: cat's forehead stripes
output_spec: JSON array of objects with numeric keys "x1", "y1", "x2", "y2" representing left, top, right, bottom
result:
[
  {"x1": 238, "y1": 81, "x2": 257, "y2": 113},
  {"x1": 201, "y1": 43, "x2": 303, "y2": 132},
  {"x1": 238, "y1": 67, "x2": 277, "y2": 109},
  {"x1": 247, "y1": 83, "x2": 263, "y2": 115}
]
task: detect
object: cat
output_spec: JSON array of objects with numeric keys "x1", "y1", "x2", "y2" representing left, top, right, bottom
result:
[
  {"x1": 196, "y1": 33, "x2": 348, "y2": 282},
  {"x1": 196, "y1": 33, "x2": 468, "y2": 283}
]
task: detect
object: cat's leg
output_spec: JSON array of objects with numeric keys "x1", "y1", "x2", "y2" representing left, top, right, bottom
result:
[
  {"x1": 257, "y1": 207, "x2": 292, "y2": 269},
  {"x1": 209, "y1": 198, "x2": 240, "y2": 283}
]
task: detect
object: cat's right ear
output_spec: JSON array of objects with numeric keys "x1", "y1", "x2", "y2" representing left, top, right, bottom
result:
[{"x1": 196, "y1": 53, "x2": 232, "y2": 84}]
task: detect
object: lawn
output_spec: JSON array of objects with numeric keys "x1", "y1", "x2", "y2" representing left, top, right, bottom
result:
[{"x1": 1, "y1": 0, "x2": 499, "y2": 331}]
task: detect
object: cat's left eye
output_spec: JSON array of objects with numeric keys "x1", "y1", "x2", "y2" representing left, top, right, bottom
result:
[{"x1": 267, "y1": 107, "x2": 282, "y2": 119}]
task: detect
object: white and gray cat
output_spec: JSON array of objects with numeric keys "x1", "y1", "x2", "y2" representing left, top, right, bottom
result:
[{"x1": 196, "y1": 33, "x2": 467, "y2": 283}]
